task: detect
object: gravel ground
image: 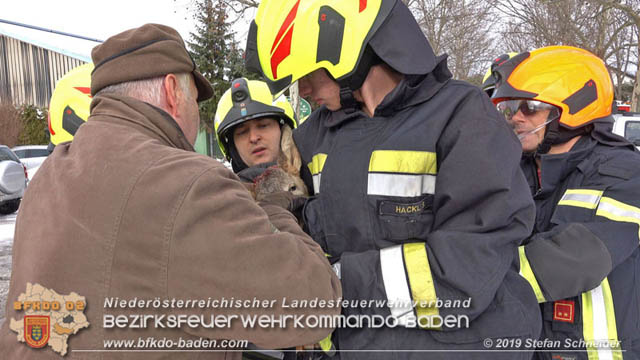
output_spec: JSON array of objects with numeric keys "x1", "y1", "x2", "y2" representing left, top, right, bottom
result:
[{"x1": 0, "y1": 213, "x2": 16, "y2": 326}]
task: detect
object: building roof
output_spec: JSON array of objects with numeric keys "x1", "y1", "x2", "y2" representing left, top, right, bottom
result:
[{"x1": 0, "y1": 25, "x2": 91, "y2": 62}]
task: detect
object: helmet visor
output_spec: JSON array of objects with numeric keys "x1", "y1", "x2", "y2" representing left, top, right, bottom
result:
[{"x1": 495, "y1": 99, "x2": 561, "y2": 140}]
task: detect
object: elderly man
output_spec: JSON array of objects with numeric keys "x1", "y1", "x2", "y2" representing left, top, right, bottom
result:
[{"x1": 1, "y1": 24, "x2": 340, "y2": 359}]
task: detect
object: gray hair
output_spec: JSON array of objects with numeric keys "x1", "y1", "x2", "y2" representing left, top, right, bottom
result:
[{"x1": 95, "y1": 73, "x2": 194, "y2": 107}]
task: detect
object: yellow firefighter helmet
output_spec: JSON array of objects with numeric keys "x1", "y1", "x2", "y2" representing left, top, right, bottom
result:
[{"x1": 48, "y1": 63, "x2": 93, "y2": 146}]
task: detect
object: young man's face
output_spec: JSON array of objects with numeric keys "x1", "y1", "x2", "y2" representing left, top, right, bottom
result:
[
  {"x1": 298, "y1": 69, "x2": 341, "y2": 111},
  {"x1": 233, "y1": 117, "x2": 282, "y2": 167}
]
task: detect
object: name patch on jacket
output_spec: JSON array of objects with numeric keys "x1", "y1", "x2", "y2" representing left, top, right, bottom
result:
[
  {"x1": 553, "y1": 300, "x2": 575, "y2": 323},
  {"x1": 379, "y1": 198, "x2": 430, "y2": 216}
]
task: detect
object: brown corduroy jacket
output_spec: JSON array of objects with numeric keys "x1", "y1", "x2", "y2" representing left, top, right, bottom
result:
[{"x1": 0, "y1": 94, "x2": 341, "y2": 359}]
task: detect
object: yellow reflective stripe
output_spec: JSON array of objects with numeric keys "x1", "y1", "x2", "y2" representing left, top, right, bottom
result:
[
  {"x1": 318, "y1": 333, "x2": 335, "y2": 355},
  {"x1": 307, "y1": 153, "x2": 327, "y2": 175},
  {"x1": 582, "y1": 278, "x2": 622, "y2": 360},
  {"x1": 403, "y1": 243, "x2": 439, "y2": 329},
  {"x1": 369, "y1": 150, "x2": 437, "y2": 174},
  {"x1": 307, "y1": 153, "x2": 327, "y2": 194},
  {"x1": 558, "y1": 189, "x2": 604, "y2": 210},
  {"x1": 582, "y1": 290, "x2": 598, "y2": 359},
  {"x1": 518, "y1": 246, "x2": 546, "y2": 303},
  {"x1": 564, "y1": 189, "x2": 605, "y2": 197}
]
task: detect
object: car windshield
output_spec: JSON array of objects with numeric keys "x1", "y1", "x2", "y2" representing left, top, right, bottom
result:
[{"x1": 625, "y1": 121, "x2": 640, "y2": 144}]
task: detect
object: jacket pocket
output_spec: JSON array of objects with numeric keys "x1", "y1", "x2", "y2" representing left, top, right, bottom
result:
[{"x1": 376, "y1": 195, "x2": 434, "y2": 243}]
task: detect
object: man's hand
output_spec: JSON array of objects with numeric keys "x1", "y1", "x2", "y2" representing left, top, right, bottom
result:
[{"x1": 258, "y1": 191, "x2": 307, "y2": 214}]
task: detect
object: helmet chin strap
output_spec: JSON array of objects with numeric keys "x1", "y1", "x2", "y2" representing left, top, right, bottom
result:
[
  {"x1": 535, "y1": 118, "x2": 591, "y2": 155},
  {"x1": 228, "y1": 140, "x2": 249, "y2": 173},
  {"x1": 339, "y1": 87, "x2": 359, "y2": 113},
  {"x1": 335, "y1": 45, "x2": 382, "y2": 114}
]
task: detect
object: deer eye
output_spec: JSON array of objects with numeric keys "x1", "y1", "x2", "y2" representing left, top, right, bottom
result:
[{"x1": 289, "y1": 185, "x2": 297, "y2": 192}]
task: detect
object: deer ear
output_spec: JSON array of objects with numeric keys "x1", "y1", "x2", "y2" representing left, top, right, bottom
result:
[{"x1": 279, "y1": 126, "x2": 302, "y2": 176}]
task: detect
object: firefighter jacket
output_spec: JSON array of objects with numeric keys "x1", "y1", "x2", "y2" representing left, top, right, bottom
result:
[
  {"x1": 293, "y1": 58, "x2": 542, "y2": 359},
  {"x1": 518, "y1": 126, "x2": 640, "y2": 360}
]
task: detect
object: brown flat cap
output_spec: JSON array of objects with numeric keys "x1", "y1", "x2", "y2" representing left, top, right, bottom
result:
[{"x1": 91, "y1": 23, "x2": 213, "y2": 102}]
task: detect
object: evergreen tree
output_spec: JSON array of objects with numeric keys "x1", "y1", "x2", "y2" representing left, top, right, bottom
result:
[{"x1": 187, "y1": 0, "x2": 251, "y2": 157}]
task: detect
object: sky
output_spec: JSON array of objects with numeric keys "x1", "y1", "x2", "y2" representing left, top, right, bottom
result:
[{"x1": 0, "y1": 0, "x2": 254, "y2": 62}]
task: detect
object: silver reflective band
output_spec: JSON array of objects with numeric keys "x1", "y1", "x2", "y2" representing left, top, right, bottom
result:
[
  {"x1": 368, "y1": 173, "x2": 436, "y2": 197},
  {"x1": 582, "y1": 278, "x2": 622, "y2": 360},
  {"x1": 598, "y1": 200, "x2": 640, "y2": 221},
  {"x1": 561, "y1": 193, "x2": 602, "y2": 206},
  {"x1": 380, "y1": 246, "x2": 416, "y2": 327},
  {"x1": 312, "y1": 174, "x2": 321, "y2": 194},
  {"x1": 332, "y1": 262, "x2": 341, "y2": 280},
  {"x1": 592, "y1": 285, "x2": 613, "y2": 359}
]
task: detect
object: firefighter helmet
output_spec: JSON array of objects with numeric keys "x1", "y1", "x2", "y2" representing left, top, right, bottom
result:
[
  {"x1": 491, "y1": 46, "x2": 613, "y2": 129},
  {"x1": 482, "y1": 52, "x2": 518, "y2": 97},
  {"x1": 245, "y1": 0, "x2": 437, "y2": 107},
  {"x1": 48, "y1": 63, "x2": 94, "y2": 146},
  {"x1": 214, "y1": 78, "x2": 296, "y2": 160}
]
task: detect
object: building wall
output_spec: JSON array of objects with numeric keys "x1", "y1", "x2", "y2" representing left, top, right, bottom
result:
[{"x1": 0, "y1": 34, "x2": 86, "y2": 108}]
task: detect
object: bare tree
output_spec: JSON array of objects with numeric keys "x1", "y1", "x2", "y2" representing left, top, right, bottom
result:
[
  {"x1": 0, "y1": 102, "x2": 22, "y2": 147},
  {"x1": 405, "y1": 0, "x2": 497, "y2": 81},
  {"x1": 607, "y1": 21, "x2": 636, "y2": 100},
  {"x1": 496, "y1": 0, "x2": 639, "y2": 109},
  {"x1": 586, "y1": 0, "x2": 640, "y2": 110}
]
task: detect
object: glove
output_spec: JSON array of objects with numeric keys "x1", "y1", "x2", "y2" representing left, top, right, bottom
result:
[
  {"x1": 525, "y1": 223, "x2": 612, "y2": 301},
  {"x1": 236, "y1": 162, "x2": 276, "y2": 182},
  {"x1": 258, "y1": 191, "x2": 307, "y2": 214}
]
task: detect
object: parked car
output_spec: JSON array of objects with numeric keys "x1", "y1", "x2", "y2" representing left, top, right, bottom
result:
[
  {"x1": 612, "y1": 112, "x2": 640, "y2": 150},
  {"x1": 11, "y1": 145, "x2": 49, "y2": 181},
  {"x1": 0, "y1": 145, "x2": 28, "y2": 215}
]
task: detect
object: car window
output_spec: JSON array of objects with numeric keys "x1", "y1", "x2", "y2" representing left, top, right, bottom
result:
[
  {"x1": 13, "y1": 149, "x2": 28, "y2": 158},
  {"x1": 625, "y1": 121, "x2": 640, "y2": 143},
  {"x1": 0, "y1": 148, "x2": 20, "y2": 162},
  {"x1": 29, "y1": 149, "x2": 49, "y2": 157}
]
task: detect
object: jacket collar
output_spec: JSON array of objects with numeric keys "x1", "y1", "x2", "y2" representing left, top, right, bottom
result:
[
  {"x1": 90, "y1": 94, "x2": 194, "y2": 152},
  {"x1": 321, "y1": 55, "x2": 452, "y2": 128},
  {"x1": 535, "y1": 135, "x2": 596, "y2": 196}
]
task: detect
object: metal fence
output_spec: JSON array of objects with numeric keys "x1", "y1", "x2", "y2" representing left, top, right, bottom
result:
[{"x1": 0, "y1": 34, "x2": 86, "y2": 108}]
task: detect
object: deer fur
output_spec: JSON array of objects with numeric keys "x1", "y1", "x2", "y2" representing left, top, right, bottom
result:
[{"x1": 251, "y1": 125, "x2": 308, "y2": 200}]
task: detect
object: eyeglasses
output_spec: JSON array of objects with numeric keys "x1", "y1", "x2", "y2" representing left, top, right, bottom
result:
[{"x1": 496, "y1": 99, "x2": 556, "y2": 121}]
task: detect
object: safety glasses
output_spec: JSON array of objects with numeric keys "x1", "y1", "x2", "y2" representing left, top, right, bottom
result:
[{"x1": 495, "y1": 99, "x2": 556, "y2": 122}]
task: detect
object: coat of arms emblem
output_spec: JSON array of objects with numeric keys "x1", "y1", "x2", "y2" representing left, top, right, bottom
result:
[{"x1": 24, "y1": 315, "x2": 50, "y2": 348}]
